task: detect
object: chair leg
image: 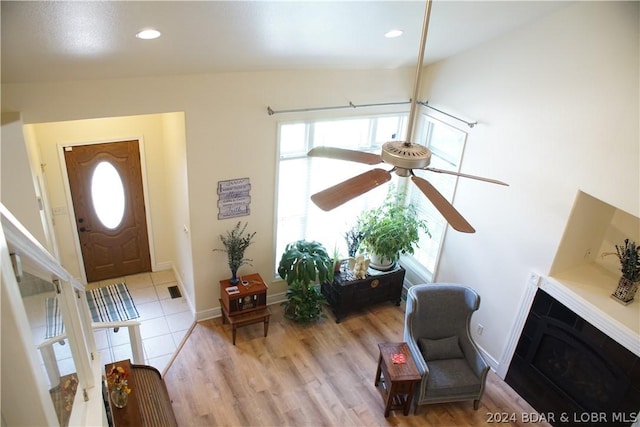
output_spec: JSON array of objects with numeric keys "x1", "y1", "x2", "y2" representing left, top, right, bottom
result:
[{"x1": 473, "y1": 399, "x2": 480, "y2": 410}]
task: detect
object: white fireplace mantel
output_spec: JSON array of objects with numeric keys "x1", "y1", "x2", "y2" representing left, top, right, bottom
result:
[
  {"x1": 497, "y1": 192, "x2": 639, "y2": 425},
  {"x1": 498, "y1": 268, "x2": 640, "y2": 380},
  {"x1": 548, "y1": 264, "x2": 639, "y2": 354}
]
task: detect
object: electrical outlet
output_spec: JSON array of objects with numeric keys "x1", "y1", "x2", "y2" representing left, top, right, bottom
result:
[{"x1": 476, "y1": 324, "x2": 484, "y2": 336}]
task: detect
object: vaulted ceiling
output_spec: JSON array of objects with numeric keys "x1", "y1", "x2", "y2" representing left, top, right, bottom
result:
[{"x1": 1, "y1": 1, "x2": 570, "y2": 84}]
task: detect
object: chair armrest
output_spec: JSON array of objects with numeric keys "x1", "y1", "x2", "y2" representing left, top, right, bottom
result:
[
  {"x1": 404, "y1": 313, "x2": 428, "y2": 376},
  {"x1": 460, "y1": 334, "x2": 489, "y2": 377},
  {"x1": 466, "y1": 349, "x2": 489, "y2": 376}
]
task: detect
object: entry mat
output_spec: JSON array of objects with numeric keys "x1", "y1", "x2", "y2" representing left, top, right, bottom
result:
[{"x1": 45, "y1": 282, "x2": 139, "y2": 339}]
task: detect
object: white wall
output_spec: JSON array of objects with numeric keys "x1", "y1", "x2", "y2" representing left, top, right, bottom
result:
[
  {"x1": 424, "y1": 1, "x2": 639, "y2": 363},
  {"x1": 2, "y1": 68, "x2": 413, "y2": 317},
  {"x1": 1, "y1": 112, "x2": 47, "y2": 246},
  {"x1": 1, "y1": 1, "x2": 636, "y2": 366},
  {"x1": 160, "y1": 112, "x2": 196, "y2": 308}
]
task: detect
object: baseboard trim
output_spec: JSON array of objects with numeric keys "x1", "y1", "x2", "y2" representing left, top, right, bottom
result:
[{"x1": 154, "y1": 261, "x2": 173, "y2": 272}]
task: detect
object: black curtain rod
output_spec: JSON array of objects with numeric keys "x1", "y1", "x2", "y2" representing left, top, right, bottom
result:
[{"x1": 267, "y1": 100, "x2": 477, "y2": 128}]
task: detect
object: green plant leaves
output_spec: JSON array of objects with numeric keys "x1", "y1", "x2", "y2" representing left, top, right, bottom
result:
[
  {"x1": 358, "y1": 191, "x2": 429, "y2": 262},
  {"x1": 281, "y1": 284, "x2": 327, "y2": 324},
  {"x1": 277, "y1": 240, "x2": 333, "y2": 287},
  {"x1": 277, "y1": 240, "x2": 332, "y2": 323},
  {"x1": 616, "y1": 239, "x2": 640, "y2": 282},
  {"x1": 213, "y1": 221, "x2": 256, "y2": 272}
]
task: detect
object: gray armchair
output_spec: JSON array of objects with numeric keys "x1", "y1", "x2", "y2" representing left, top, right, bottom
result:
[{"x1": 403, "y1": 283, "x2": 489, "y2": 414}]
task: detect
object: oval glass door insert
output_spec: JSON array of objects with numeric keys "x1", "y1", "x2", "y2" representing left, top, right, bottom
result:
[{"x1": 91, "y1": 161, "x2": 125, "y2": 229}]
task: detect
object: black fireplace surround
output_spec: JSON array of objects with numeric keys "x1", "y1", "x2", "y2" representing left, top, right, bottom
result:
[{"x1": 506, "y1": 289, "x2": 640, "y2": 426}]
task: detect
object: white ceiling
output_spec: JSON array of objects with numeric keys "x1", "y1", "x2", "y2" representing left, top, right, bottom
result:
[{"x1": 1, "y1": 1, "x2": 570, "y2": 84}]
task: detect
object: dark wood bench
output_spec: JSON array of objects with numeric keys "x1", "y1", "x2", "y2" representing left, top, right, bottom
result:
[{"x1": 105, "y1": 360, "x2": 177, "y2": 427}]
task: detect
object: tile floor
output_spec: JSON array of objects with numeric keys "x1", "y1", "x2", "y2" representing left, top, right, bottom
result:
[{"x1": 25, "y1": 270, "x2": 193, "y2": 387}]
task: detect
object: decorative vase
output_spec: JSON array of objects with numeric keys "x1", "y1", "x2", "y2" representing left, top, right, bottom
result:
[
  {"x1": 611, "y1": 277, "x2": 639, "y2": 305},
  {"x1": 111, "y1": 388, "x2": 129, "y2": 409},
  {"x1": 230, "y1": 269, "x2": 239, "y2": 285}
]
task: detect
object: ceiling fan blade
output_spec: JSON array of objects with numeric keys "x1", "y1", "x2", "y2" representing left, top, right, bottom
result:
[
  {"x1": 425, "y1": 167, "x2": 509, "y2": 186},
  {"x1": 311, "y1": 168, "x2": 391, "y2": 211},
  {"x1": 411, "y1": 175, "x2": 475, "y2": 233},
  {"x1": 308, "y1": 147, "x2": 383, "y2": 165}
]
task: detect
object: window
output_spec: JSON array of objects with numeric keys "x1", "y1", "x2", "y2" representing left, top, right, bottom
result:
[
  {"x1": 407, "y1": 117, "x2": 467, "y2": 277},
  {"x1": 91, "y1": 161, "x2": 125, "y2": 229},
  {"x1": 275, "y1": 112, "x2": 466, "y2": 279}
]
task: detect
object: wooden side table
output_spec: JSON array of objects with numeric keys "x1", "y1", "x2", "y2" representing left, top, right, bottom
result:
[
  {"x1": 219, "y1": 273, "x2": 270, "y2": 345},
  {"x1": 374, "y1": 342, "x2": 421, "y2": 417},
  {"x1": 219, "y1": 273, "x2": 268, "y2": 316}
]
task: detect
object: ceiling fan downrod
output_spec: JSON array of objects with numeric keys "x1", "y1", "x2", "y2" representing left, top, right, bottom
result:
[{"x1": 404, "y1": 0, "x2": 433, "y2": 146}]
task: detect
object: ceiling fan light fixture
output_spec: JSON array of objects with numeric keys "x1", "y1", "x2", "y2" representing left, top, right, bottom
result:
[
  {"x1": 136, "y1": 29, "x2": 161, "y2": 40},
  {"x1": 384, "y1": 29, "x2": 403, "y2": 38}
]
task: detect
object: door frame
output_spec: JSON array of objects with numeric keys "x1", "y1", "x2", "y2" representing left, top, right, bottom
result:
[{"x1": 58, "y1": 136, "x2": 156, "y2": 284}]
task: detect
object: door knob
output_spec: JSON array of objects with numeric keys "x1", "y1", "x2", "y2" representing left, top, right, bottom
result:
[{"x1": 79, "y1": 227, "x2": 91, "y2": 232}]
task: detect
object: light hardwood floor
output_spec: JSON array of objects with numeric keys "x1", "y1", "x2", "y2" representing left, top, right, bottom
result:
[{"x1": 164, "y1": 302, "x2": 550, "y2": 427}]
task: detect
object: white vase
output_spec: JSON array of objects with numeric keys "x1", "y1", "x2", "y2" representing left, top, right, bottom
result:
[{"x1": 369, "y1": 252, "x2": 394, "y2": 271}]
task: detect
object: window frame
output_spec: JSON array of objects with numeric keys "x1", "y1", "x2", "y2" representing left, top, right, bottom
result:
[
  {"x1": 401, "y1": 113, "x2": 468, "y2": 283},
  {"x1": 273, "y1": 108, "x2": 468, "y2": 282}
]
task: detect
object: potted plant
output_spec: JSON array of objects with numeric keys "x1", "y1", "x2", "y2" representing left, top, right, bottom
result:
[
  {"x1": 358, "y1": 191, "x2": 429, "y2": 270},
  {"x1": 213, "y1": 221, "x2": 256, "y2": 285},
  {"x1": 610, "y1": 238, "x2": 640, "y2": 304},
  {"x1": 277, "y1": 240, "x2": 333, "y2": 323}
]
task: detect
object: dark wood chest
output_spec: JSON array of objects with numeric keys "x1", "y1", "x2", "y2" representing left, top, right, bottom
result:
[{"x1": 321, "y1": 265, "x2": 405, "y2": 323}]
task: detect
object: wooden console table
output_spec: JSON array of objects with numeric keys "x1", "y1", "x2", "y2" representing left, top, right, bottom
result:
[
  {"x1": 375, "y1": 342, "x2": 421, "y2": 417},
  {"x1": 321, "y1": 265, "x2": 405, "y2": 322},
  {"x1": 105, "y1": 359, "x2": 177, "y2": 427},
  {"x1": 219, "y1": 273, "x2": 270, "y2": 345}
]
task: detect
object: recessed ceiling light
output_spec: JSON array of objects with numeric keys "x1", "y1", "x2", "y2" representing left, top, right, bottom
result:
[
  {"x1": 136, "y1": 29, "x2": 161, "y2": 40},
  {"x1": 385, "y1": 29, "x2": 403, "y2": 38}
]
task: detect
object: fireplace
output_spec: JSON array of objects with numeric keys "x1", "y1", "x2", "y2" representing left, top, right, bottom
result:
[{"x1": 506, "y1": 289, "x2": 640, "y2": 426}]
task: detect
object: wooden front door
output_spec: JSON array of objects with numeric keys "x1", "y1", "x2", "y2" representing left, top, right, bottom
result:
[{"x1": 64, "y1": 140, "x2": 151, "y2": 282}]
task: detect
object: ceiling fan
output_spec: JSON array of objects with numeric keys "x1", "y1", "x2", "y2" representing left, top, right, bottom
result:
[{"x1": 307, "y1": 0, "x2": 507, "y2": 233}]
